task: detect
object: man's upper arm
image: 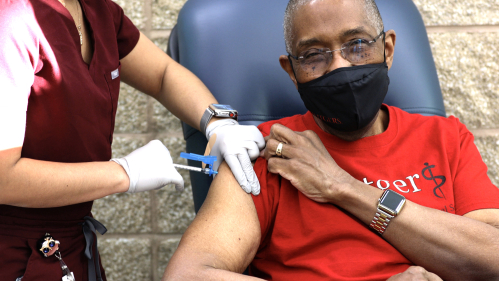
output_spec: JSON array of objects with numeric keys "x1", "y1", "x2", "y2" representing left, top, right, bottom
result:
[
  {"x1": 452, "y1": 121, "x2": 499, "y2": 228},
  {"x1": 165, "y1": 162, "x2": 261, "y2": 277}
]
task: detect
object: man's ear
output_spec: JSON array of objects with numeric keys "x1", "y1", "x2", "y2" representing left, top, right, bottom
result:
[
  {"x1": 279, "y1": 55, "x2": 298, "y2": 89},
  {"x1": 384, "y1": 30, "x2": 396, "y2": 70}
]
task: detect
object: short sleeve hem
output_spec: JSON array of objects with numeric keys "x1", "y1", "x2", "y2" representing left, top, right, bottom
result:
[{"x1": 458, "y1": 202, "x2": 499, "y2": 216}]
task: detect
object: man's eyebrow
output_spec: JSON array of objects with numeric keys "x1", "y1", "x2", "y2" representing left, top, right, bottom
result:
[
  {"x1": 296, "y1": 38, "x2": 322, "y2": 50},
  {"x1": 295, "y1": 26, "x2": 373, "y2": 51},
  {"x1": 341, "y1": 26, "x2": 369, "y2": 37}
]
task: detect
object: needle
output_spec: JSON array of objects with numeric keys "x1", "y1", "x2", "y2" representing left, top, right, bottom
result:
[{"x1": 173, "y1": 164, "x2": 218, "y2": 175}]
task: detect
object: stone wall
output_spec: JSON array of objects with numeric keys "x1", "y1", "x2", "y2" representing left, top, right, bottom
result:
[
  {"x1": 413, "y1": 0, "x2": 499, "y2": 185},
  {"x1": 92, "y1": 0, "x2": 499, "y2": 280}
]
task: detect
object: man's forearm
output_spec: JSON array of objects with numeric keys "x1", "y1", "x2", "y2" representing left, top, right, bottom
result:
[{"x1": 334, "y1": 180, "x2": 499, "y2": 281}]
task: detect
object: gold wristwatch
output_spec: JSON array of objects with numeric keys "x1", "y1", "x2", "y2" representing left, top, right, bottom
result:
[{"x1": 370, "y1": 190, "x2": 406, "y2": 235}]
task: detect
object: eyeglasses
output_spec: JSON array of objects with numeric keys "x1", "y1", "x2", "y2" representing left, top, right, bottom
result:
[{"x1": 288, "y1": 31, "x2": 385, "y2": 80}]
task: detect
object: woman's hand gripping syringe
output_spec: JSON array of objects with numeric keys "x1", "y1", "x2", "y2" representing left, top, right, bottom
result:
[{"x1": 111, "y1": 143, "x2": 218, "y2": 193}]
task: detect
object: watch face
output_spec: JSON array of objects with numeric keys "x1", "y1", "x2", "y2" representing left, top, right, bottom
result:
[
  {"x1": 210, "y1": 104, "x2": 234, "y2": 111},
  {"x1": 381, "y1": 190, "x2": 405, "y2": 214},
  {"x1": 209, "y1": 104, "x2": 238, "y2": 119}
]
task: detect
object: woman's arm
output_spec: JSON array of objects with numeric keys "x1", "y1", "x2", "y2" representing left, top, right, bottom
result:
[
  {"x1": 0, "y1": 147, "x2": 129, "y2": 207},
  {"x1": 119, "y1": 32, "x2": 218, "y2": 130}
]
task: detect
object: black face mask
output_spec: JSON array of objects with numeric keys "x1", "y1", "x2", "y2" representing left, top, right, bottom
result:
[{"x1": 296, "y1": 62, "x2": 390, "y2": 132}]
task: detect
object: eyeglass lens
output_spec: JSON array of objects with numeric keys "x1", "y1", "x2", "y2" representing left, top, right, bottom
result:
[{"x1": 292, "y1": 35, "x2": 382, "y2": 81}]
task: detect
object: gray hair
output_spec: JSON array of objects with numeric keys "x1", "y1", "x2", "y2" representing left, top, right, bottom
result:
[{"x1": 283, "y1": 0, "x2": 384, "y2": 53}]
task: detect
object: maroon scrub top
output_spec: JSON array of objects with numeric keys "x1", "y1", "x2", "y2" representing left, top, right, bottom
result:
[
  {"x1": 0, "y1": 1, "x2": 139, "y2": 279},
  {"x1": 0, "y1": 0, "x2": 139, "y2": 221}
]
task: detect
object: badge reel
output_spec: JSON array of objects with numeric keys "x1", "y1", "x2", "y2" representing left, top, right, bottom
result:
[{"x1": 36, "y1": 233, "x2": 75, "y2": 281}]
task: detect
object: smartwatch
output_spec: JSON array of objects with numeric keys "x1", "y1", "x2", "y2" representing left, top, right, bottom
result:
[
  {"x1": 370, "y1": 190, "x2": 406, "y2": 235},
  {"x1": 200, "y1": 104, "x2": 238, "y2": 134}
]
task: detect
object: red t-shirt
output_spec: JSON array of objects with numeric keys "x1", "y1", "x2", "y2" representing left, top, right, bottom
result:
[
  {"x1": 249, "y1": 105, "x2": 499, "y2": 280},
  {"x1": 0, "y1": 0, "x2": 140, "y2": 220}
]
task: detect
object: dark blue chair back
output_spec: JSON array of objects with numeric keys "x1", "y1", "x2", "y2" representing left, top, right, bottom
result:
[{"x1": 168, "y1": 0, "x2": 445, "y2": 212}]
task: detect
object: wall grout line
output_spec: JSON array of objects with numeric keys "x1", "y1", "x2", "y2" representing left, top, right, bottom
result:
[
  {"x1": 142, "y1": 0, "x2": 157, "y2": 280},
  {"x1": 151, "y1": 189, "x2": 159, "y2": 281},
  {"x1": 426, "y1": 25, "x2": 499, "y2": 33},
  {"x1": 143, "y1": 0, "x2": 154, "y2": 139},
  {"x1": 150, "y1": 29, "x2": 172, "y2": 39},
  {"x1": 100, "y1": 233, "x2": 183, "y2": 240},
  {"x1": 470, "y1": 129, "x2": 499, "y2": 137},
  {"x1": 152, "y1": 238, "x2": 160, "y2": 281},
  {"x1": 113, "y1": 131, "x2": 184, "y2": 139},
  {"x1": 143, "y1": 0, "x2": 152, "y2": 37}
]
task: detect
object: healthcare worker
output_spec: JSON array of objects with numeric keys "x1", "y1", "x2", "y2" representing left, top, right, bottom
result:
[{"x1": 0, "y1": 0, "x2": 264, "y2": 280}]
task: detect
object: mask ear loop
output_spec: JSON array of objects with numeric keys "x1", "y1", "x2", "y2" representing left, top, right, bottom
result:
[
  {"x1": 287, "y1": 55, "x2": 301, "y2": 84},
  {"x1": 382, "y1": 31, "x2": 386, "y2": 63}
]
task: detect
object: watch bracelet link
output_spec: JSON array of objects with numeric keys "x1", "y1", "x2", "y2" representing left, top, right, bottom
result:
[
  {"x1": 370, "y1": 190, "x2": 406, "y2": 235},
  {"x1": 369, "y1": 209, "x2": 393, "y2": 235}
]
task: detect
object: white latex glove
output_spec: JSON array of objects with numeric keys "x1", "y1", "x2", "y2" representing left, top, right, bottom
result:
[
  {"x1": 110, "y1": 140, "x2": 184, "y2": 193},
  {"x1": 205, "y1": 119, "x2": 265, "y2": 195}
]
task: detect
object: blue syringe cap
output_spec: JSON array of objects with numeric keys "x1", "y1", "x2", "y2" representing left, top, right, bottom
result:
[{"x1": 180, "y1": 153, "x2": 218, "y2": 176}]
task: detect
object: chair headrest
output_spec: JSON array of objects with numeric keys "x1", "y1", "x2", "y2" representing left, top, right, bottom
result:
[{"x1": 174, "y1": 0, "x2": 445, "y2": 129}]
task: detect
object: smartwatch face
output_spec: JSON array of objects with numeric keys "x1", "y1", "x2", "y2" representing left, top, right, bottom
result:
[
  {"x1": 210, "y1": 104, "x2": 234, "y2": 111},
  {"x1": 381, "y1": 191, "x2": 405, "y2": 213}
]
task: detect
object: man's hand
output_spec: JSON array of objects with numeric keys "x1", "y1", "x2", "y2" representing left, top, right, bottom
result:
[
  {"x1": 387, "y1": 266, "x2": 443, "y2": 281},
  {"x1": 111, "y1": 140, "x2": 184, "y2": 193},
  {"x1": 263, "y1": 123, "x2": 355, "y2": 203},
  {"x1": 206, "y1": 119, "x2": 265, "y2": 195}
]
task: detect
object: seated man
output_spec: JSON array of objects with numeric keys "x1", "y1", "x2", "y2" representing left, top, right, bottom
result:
[{"x1": 163, "y1": 0, "x2": 499, "y2": 280}]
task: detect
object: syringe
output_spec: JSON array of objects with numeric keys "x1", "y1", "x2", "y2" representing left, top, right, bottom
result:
[
  {"x1": 173, "y1": 164, "x2": 218, "y2": 175},
  {"x1": 174, "y1": 152, "x2": 218, "y2": 176}
]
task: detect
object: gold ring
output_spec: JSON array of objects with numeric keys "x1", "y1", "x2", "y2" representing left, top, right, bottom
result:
[{"x1": 276, "y1": 142, "x2": 283, "y2": 157}]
